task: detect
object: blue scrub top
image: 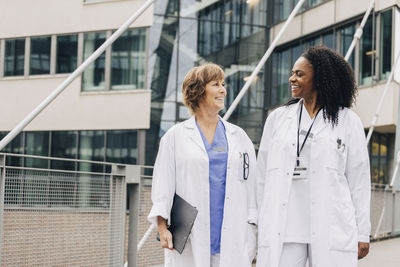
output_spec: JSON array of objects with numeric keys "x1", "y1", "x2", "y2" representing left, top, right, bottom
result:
[{"x1": 196, "y1": 119, "x2": 228, "y2": 254}]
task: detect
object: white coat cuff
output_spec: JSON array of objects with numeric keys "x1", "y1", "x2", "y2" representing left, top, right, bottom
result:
[
  {"x1": 358, "y1": 235, "x2": 370, "y2": 243},
  {"x1": 147, "y1": 204, "x2": 169, "y2": 226},
  {"x1": 247, "y1": 208, "x2": 258, "y2": 225}
]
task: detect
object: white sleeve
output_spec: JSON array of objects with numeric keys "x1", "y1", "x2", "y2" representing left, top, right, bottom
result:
[
  {"x1": 345, "y1": 112, "x2": 371, "y2": 243},
  {"x1": 147, "y1": 132, "x2": 176, "y2": 226}
]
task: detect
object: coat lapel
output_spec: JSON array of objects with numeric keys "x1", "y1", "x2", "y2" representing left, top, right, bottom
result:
[
  {"x1": 183, "y1": 116, "x2": 206, "y2": 152},
  {"x1": 295, "y1": 99, "x2": 329, "y2": 137},
  {"x1": 219, "y1": 117, "x2": 237, "y2": 167}
]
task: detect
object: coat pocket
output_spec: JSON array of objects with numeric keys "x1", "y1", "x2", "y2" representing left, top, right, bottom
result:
[
  {"x1": 328, "y1": 201, "x2": 358, "y2": 252},
  {"x1": 325, "y1": 137, "x2": 346, "y2": 174}
]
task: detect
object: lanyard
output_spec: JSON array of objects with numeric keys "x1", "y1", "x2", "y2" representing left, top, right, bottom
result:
[{"x1": 296, "y1": 104, "x2": 321, "y2": 166}]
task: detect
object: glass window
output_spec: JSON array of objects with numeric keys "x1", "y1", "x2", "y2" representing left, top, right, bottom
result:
[
  {"x1": 4, "y1": 39, "x2": 25, "y2": 76},
  {"x1": 198, "y1": 6, "x2": 224, "y2": 57},
  {"x1": 82, "y1": 32, "x2": 106, "y2": 91},
  {"x1": 51, "y1": 131, "x2": 77, "y2": 170},
  {"x1": 292, "y1": 44, "x2": 303, "y2": 64},
  {"x1": 322, "y1": 32, "x2": 334, "y2": 49},
  {"x1": 56, "y1": 35, "x2": 78, "y2": 74},
  {"x1": 308, "y1": 0, "x2": 326, "y2": 8},
  {"x1": 272, "y1": 0, "x2": 329, "y2": 24},
  {"x1": 305, "y1": 36, "x2": 319, "y2": 48},
  {"x1": 106, "y1": 130, "x2": 137, "y2": 164},
  {"x1": 380, "y1": 10, "x2": 392, "y2": 80},
  {"x1": 279, "y1": 0, "x2": 291, "y2": 22},
  {"x1": 30, "y1": 36, "x2": 51, "y2": 75},
  {"x1": 273, "y1": 49, "x2": 290, "y2": 105},
  {"x1": 0, "y1": 132, "x2": 23, "y2": 166},
  {"x1": 25, "y1": 132, "x2": 49, "y2": 168},
  {"x1": 111, "y1": 29, "x2": 146, "y2": 90},
  {"x1": 369, "y1": 133, "x2": 389, "y2": 184},
  {"x1": 339, "y1": 25, "x2": 355, "y2": 70},
  {"x1": 78, "y1": 130, "x2": 105, "y2": 172},
  {"x1": 359, "y1": 16, "x2": 374, "y2": 85}
]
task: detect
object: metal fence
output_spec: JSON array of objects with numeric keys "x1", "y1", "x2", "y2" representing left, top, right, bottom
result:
[
  {"x1": 371, "y1": 184, "x2": 400, "y2": 239},
  {"x1": 0, "y1": 153, "x2": 128, "y2": 267},
  {"x1": 1, "y1": 152, "x2": 399, "y2": 267}
]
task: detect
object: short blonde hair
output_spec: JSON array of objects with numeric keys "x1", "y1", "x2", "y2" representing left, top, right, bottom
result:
[{"x1": 182, "y1": 63, "x2": 224, "y2": 114}]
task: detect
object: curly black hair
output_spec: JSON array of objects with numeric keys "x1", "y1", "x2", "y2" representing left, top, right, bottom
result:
[{"x1": 286, "y1": 46, "x2": 357, "y2": 126}]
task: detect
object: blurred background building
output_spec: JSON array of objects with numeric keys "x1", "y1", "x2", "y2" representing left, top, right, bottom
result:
[{"x1": 1, "y1": 0, "x2": 399, "y2": 187}]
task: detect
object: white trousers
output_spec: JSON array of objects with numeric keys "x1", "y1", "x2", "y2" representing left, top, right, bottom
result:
[
  {"x1": 211, "y1": 254, "x2": 220, "y2": 267},
  {"x1": 278, "y1": 243, "x2": 312, "y2": 267}
]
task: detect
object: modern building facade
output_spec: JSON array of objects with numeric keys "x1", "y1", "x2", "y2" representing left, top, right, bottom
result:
[{"x1": 0, "y1": 0, "x2": 152, "y2": 171}]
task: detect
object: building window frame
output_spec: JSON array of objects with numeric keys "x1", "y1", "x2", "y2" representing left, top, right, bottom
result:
[
  {"x1": 81, "y1": 28, "x2": 148, "y2": 92},
  {"x1": 0, "y1": 28, "x2": 148, "y2": 90}
]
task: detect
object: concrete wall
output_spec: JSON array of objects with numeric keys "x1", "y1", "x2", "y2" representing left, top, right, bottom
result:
[
  {"x1": 0, "y1": 77, "x2": 151, "y2": 131},
  {"x1": 353, "y1": 81, "x2": 400, "y2": 131},
  {"x1": 0, "y1": 0, "x2": 153, "y2": 38}
]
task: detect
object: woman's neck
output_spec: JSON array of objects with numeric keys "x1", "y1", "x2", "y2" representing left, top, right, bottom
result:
[
  {"x1": 303, "y1": 96, "x2": 319, "y2": 119},
  {"x1": 195, "y1": 109, "x2": 219, "y2": 146},
  {"x1": 195, "y1": 108, "x2": 219, "y2": 129}
]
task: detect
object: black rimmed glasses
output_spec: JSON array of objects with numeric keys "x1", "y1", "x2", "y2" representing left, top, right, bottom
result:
[{"x1": 243, "y1": 152, "x2": 249, "y2": 180}]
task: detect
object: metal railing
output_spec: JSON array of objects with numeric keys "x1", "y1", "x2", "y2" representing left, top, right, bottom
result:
[
  {"x1": 0, "y1": 153, "x2": 133, "y2": 267},
  {"x1": 371, "y1": 184, "x2": 400, "y2": 239}
]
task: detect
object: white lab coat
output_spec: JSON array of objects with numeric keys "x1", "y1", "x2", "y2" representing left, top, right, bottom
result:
[
  {"x1": 256, "y1": 101, "x2": 371, "y2": 267},
  {"x1": 148, "y1": 116, "x2": 257, "y2": 267}
]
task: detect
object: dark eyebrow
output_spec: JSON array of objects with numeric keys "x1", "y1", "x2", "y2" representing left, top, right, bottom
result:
[{"x1": 291, "y1": 70, "x2": 305, "y2": 74}]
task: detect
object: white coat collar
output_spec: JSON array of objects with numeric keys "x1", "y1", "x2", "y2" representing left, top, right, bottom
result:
[
  {"x1": 183, "y1": 115, "x2": 237, "y2": 152},
  {"x1": 183, "y1": 115, "x2": 237, "y2": 135},
  {"x1": 289, "y1": 99, "x2": 328, "y2": 136}
]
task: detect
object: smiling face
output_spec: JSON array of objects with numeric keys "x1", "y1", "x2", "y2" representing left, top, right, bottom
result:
[
  {"x1": 198, "y1": 79, "x2": 226, "y2": 114},
  {"x1": 289, "y1": 56, "x2": 317, "y2": 101}
]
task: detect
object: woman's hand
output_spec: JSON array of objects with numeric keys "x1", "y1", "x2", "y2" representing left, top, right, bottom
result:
[
  {"x1": 157, "y1": 216, "x2": 173, "y2": 250},
  {"x1": 358, "y1": 242, "x2": 369, "y2": 259}
]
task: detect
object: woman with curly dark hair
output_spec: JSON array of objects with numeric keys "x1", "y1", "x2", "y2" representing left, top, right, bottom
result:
[{"x1": 256, "y1": 46, "x2": 371, "y2": 267}]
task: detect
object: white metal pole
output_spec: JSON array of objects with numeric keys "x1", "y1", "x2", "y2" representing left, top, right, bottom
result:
[
  {"x1": 366, "y1": 50, "x2": 400, "y2": 144},
  {"x1": 390, "y1": 151, "x2": 400, "y2": 188},
  {"x1": 0, "y1": 0, "x2": 154, "y2": 151},
  {"x1": 137, "y1": 223, "x2": 156, "y2": 252},
  {"x1": 223, "y1": 0, "x2": 306, "y2": 120},
  {"x1": 344, "y1": 0, "x2": 375, "y2": 61}
]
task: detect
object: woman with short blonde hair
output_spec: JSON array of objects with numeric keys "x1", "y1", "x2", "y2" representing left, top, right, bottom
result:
[{"x1": 149, "y1": 63, "x2": 257, "y2": 267}]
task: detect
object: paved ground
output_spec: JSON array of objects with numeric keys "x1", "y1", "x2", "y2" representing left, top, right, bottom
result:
[
  {"x1": 151, "y1": 237, "x2": 400, "y2": 266},
  {"x1": 358, "y1": 237, "x2": 400, "y2": 267}
]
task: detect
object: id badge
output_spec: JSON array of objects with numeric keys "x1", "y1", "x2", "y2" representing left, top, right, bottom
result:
[{"x1": 293, "y1": 156, "x2": 308, "y2": 179}]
